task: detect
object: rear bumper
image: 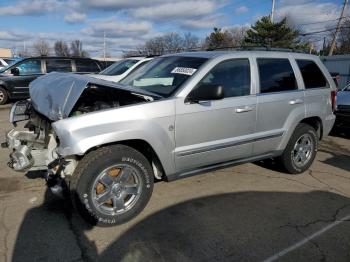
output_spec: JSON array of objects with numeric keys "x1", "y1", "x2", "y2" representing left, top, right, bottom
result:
[
  {"x1": 335, "y1": 111, "x2": 350, "y2": 128},
  {"x1": 324, "y1": 114, "x2": 336, "y2": 136}
]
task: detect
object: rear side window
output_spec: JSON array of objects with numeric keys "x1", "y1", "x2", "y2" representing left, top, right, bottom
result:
[
  {"x1": 76, "y1": 59, "x2": 100, "y2": 73},
  {"x1": 257, "y1": 58, "x2": 297, "y2": 93},
  {"x1": 198, "y1": 59, "x2": 251, "y2": 98},
  {"x1": 46, "y1": 59, "x2": 72, "y2": 73},
  {"x1": 296, "y1": 60, "x2": 328, "y2": 89}
]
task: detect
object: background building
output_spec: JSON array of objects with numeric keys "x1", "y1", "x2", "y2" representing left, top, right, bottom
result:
[{"x1": 0, "y1": 48, "x2": 12, "y2": 58}]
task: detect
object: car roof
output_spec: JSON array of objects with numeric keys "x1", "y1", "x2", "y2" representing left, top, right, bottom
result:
[
  {"x1": 164, "y1": 51, "x2": 318, "y2": 60},
  {"x1": 19, "y1": 56, "x2": 98, "y2": 60}
]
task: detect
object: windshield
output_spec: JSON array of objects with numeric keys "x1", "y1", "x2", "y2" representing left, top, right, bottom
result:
[
  {"x1": 99, "y1": 59, "x2": 139, "y2": 76},
  {"x1": 4, "y1": 59, "x2": 15, "y2": 65},
  {"x1": 119, "y1": 56, "x2": 208, "y2": 97}
]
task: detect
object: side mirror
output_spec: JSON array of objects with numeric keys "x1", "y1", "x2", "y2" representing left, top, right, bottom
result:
[
  {"x1": 11, "y1": 67, "x2": 20, "y2": 76},
  {"x1": 186, "y1": 84, "x2": 224, "y2": 103}
]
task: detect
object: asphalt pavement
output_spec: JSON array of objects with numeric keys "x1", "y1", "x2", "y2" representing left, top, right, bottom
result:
[{"x1": 0, "y1": 107, "x2": 350, "y2": 262}]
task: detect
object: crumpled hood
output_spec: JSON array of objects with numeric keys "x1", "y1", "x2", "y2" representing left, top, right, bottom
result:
[{"x1": 29, "y1": 72, "x2": 160, "y2": 121}]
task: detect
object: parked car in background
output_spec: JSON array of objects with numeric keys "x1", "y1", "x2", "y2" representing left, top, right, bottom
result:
[
  {"x1": 0, "y1": 58, "x2": 16, "y2": 70},
  {"x1": 335, "y1": 83, "x2": 350, "y2": 129},
  {"x1": 0, "y1": 56, "x2": 102, "y2": 104},
  {"x1": 3, "y1": 51, "x2": 336, "y2": 226},
  {"x1": 91, "y1": 57, "x2": 152, "y2": 83},
  {"x1": 98, "y1": 60, "x2": 120, "y2": 70}
]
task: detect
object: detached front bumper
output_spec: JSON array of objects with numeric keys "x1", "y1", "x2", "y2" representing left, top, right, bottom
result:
[{"x1": 4, "y1": 129, "x2": 48, "y2": 171}]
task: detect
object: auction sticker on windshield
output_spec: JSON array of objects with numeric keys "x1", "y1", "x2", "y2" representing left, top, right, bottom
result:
[{"x1": 171, "y1": 67, "x2": 197, "y2": 76}]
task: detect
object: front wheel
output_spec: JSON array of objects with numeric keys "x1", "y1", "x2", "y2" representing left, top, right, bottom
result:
[
  {"x1": 0, "y1": 87, "x2": 9, "y2": 105},
  {"x1": 280, "y1": 123, "x2": 318, "y2": 174},
  {"x1": 70, "y1": 145, "x2": 154, "y2": 226}
]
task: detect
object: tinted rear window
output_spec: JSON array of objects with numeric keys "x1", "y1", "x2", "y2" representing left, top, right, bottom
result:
[
  {"x1": 46, "y1": 59, "x2": 72, "y2": 73},
  {"x1": 76, "y1": 59, "x2": 100, "y2": 73},
  {"x1": 258, "y1": 58, "x2": 297, "y2": 93},
  {"x1": 296, "y1": 60, "x2": 328, "y2": 89}
]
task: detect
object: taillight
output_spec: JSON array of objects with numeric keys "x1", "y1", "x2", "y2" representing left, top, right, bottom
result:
[{"x1": 331, "y1": 90, "x2": 337, "y2": 112}]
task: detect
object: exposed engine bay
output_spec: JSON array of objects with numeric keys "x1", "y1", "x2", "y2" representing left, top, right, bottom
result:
[{"x1": 70, "y1": 84, "x2": 150, "y2": 116}]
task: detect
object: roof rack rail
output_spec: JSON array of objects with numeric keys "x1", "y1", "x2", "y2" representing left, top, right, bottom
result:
[
  {"x1": 206, "y1": 45, "x2": 309, "y2": 53},
  {"x1": 145, "y1": 54, "x2": 161, "y2": 58}
]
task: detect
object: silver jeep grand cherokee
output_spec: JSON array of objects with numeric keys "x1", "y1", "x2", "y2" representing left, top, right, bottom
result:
[{"x1": 3, "y1": 51, "x2": 336, "y2": 226}]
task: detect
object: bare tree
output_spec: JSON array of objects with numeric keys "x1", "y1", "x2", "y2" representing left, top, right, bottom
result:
[
  {"x1": 142, "y1": 32, "x2": 201, "y2": 55},
  {"x1": 162, "y1": 32, "x2": 184, "y2": 52},
  {"x1": 225, "y1": 26, "x2": 248, "y2": 46},
  {"x1": 54, "y1": 41, "x2": 70, "y2": 56},
  {"x1": 144, "y1": 37, "x2": 166, "y2": 55},
  {"x1": 70, "y1": 40, "x2": 88, "y2": 57},
  {"x1": 183, "y1": 32, "x2": 200, "y2": 50},
  {"x1": 33, "y1": 39, "x2": 50, "y2": 56}
]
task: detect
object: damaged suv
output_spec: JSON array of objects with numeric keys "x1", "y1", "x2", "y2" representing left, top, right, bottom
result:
[{"x1": 3, "y1": 51, "x2": 336, "y2": 226}]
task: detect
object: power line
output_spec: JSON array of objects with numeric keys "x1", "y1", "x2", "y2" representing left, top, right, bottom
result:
[
  {"x1": 300, "y1": 26, "x2": 350, "y2": 36},
  {"x1": 296, "y1": 15, "x2": 350, "y2": 26}
]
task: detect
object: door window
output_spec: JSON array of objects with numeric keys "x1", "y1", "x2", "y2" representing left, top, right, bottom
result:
[
  {"x1": 75, "y1": 59, "x2": 100, "y2": 73},
  {"x1": 16, "y1": 59, "x2": 42, "y2": 75},
  {"x1": 197, "y1": 59, "x2": 251, "y2": 98},
  {"x1": 257, "y1": 58, "x2": 297, "y2": 93},
  {"x1": 46, "y1": 59, "x2": 72, "y2": 73},
  {"x1": 296, "y1": 60, "x2": 328, "y2": 89}
]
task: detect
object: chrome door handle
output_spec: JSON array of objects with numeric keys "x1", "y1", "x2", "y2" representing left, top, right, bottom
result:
[
  {"x1": 235, "y1": 106, "x2": 253, "y2": 113},
  {"x1": 289, "y1": 99, "x2": 304, "y2": 105}
]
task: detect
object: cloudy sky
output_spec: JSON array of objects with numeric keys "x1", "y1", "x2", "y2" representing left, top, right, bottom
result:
[{"x1": 0, "y1": 0, "x2": 347, "y2": 57}]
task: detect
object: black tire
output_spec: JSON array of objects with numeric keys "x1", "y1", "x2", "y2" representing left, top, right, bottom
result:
[
  {"x1": 70, "y1": 144, "x2": 154, "y2": 227},
  {"x1": 280, "y1": 123, "x2": 318, "y2": 174},
  {"x1": 0, "y1": 87, "x2": 9, "y2": 105}
]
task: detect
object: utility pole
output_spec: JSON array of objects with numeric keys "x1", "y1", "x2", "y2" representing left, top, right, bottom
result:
[
  {"x1": 329, "y1": 0, "x2": 348, "y2": 56},
  {"x1": 322, "y1": 37, "x2": 326, "y2": 56},
  {"x1": 270, "y1": 0, "x2": 276, "y2": 23},
  {"x1": 103, "y1": 31, "x2": 106, "y2": 61}
]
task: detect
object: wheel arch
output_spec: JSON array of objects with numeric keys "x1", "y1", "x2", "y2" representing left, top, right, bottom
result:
[
  {"x1": 300, "y1": 116, "x2": 323, "y2": 140},
  {"x1": 84, "y1": 139, "x2": 167, "y2": 180}
]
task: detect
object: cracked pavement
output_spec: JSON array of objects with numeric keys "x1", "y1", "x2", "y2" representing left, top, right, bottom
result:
[{"x1": 0, "y1": 108, "x2": 350, "y2": 262}]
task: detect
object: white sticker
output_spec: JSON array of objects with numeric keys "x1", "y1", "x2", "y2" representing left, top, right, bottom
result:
[{"x1": 171, "y1": 67, "x2": 197, "y2": 76}]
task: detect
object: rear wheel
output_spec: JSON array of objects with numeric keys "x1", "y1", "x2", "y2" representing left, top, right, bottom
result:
[
  {"x1": 0, "y1": 87, "x2": 8, "y2": 105},
  {"x1": 280, "y1": 123, "x2": 318, "y2": 174},
  {"x1": 70, "y1": 145, "x2": 154, "y2": 226}
]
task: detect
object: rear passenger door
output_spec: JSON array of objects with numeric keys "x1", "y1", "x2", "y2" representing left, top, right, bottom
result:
[
  {"x1": 253, "y1": 57, "x2": 305, "y2": 155},
  {"x1": 74, "y1": 59, "x2": 101, "y2": 74},
  {"x1": 45, "y1": 59, "x2": 73, "y2": 73}
]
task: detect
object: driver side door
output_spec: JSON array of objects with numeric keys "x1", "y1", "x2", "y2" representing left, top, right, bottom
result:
[
  {"x1": 174, "y1": 58, "x2": 257, "y2": 173},
  {"x1": 8, "y1": 59, "x2": 43, "y2": 98}
]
